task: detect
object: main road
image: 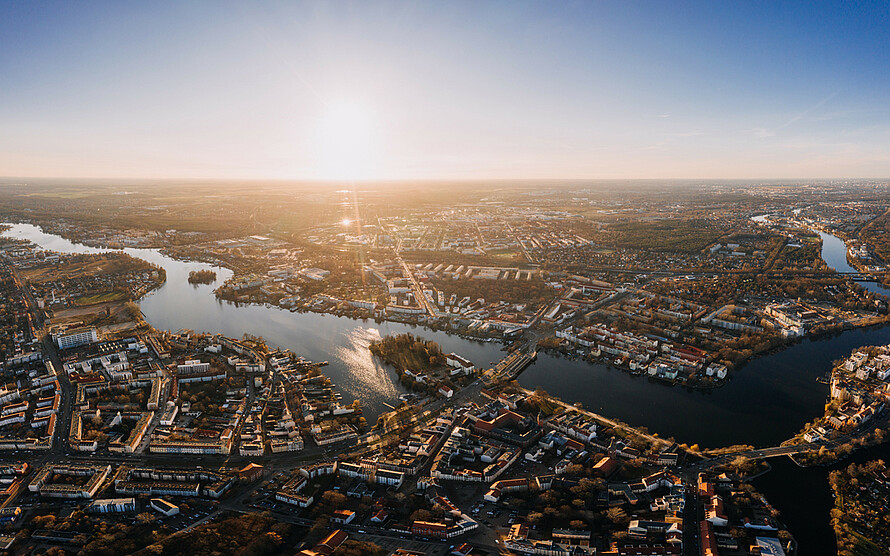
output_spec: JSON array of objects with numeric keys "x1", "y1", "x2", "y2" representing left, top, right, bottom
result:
[
  {"x1": 394, "y1": 239, "x2": 438, "y2": 318},
  {"x1": 7, "y1": 262, "x2": 74, "y2": 456}
]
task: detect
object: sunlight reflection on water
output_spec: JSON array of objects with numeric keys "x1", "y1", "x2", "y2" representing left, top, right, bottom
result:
[{"x1": 335, "y1": 327, "x2": 402, "y2": 401}]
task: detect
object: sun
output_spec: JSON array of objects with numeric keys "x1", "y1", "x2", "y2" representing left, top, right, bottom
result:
[{"x1": 315, "y1": 100, "x2": 380, "y2": 181}]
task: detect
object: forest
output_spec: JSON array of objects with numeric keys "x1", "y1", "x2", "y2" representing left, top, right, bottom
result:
[{"x1": 605, "y1": 219, "x2": 726, "y2": 253}]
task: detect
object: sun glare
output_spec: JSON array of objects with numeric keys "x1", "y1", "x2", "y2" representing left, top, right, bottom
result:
[{"x1": 316, "y1": 100, "x2": 379, "y2": 181}]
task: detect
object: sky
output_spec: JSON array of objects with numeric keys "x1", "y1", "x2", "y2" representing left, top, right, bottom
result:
[{"x1": 2, "y1": 1, "x2": 890, "y2": 181}]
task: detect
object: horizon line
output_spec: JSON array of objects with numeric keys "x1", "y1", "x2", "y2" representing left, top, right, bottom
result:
[{"x1": 1, "y1": 175, "x2": 888, "y2": 185}]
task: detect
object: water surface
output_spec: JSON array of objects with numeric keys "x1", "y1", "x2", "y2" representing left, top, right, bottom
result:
[{"x1": 4, "y1": 222, "x2": 887, "y2": 446}]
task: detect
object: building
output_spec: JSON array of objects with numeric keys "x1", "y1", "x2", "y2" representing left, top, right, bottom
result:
[
  {"x1": 412, "y1": 520, "x2": 448, "y2": 539},
  {"x1": 552, "y1": 528, "x2": 591, "y2": 548},
  {"x1": 331, "y1": 509, "x2": 356, "y2": 524},
  {"x1": 446, "y1": 353, "x2": 475, "y2": 374},
  {"x1": 238, "y1": 463, "x2": 264, "y2": 482},
  {"x1": 149, "y1": 498, "x2": 180, "y2": 517},
  {"x1": 55, "y1": 327, "x2": 99, "y2": 350},
  {"x1": 375, "y1": 468, "x2": 405, "y2": 488},
  {"x1": 755, "y1": 537, "x2": 786, "y2": 556},
  {"x1": 0, "y1": 507, "x2": 21, "y2": 523},
  {"x1": 298, "y1": 529, "x2": 347, "y2": 556},
  {"x1": 176, "y1": 359, "x2": 210, "y2": 375},
  {"x1": 87, "y1": 498, "x2": 136, "y2": 514},
  {"x1": 29, "y1": 464, "x2": 111, "y2": 499}
]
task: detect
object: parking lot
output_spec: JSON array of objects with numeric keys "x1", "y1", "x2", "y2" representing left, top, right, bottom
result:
[{"x1": 352, "y1": 531, "x2": 454, "y2": 556}]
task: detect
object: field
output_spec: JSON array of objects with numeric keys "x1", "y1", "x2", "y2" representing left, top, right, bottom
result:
[
  {"x1": 75, "y1": 291, "x2": 128, "y2": 305},
  {"x1": 20, "y1": 253, "x2": 152, "y2": 283},
  {"x1": 49, "y1": 301, "x2": 144, "y2": 332}
]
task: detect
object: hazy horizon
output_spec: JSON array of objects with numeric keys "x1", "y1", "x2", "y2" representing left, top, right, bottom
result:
[
  {"x1": 3, "y1": 1, "x2": 890, "y2": 181},
  {"x1": 2, "y1": 176, "x2": 886, "y2": 188}
]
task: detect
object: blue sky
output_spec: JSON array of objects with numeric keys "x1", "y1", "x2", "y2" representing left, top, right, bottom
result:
[{"x1": 2, "y1": 1, "x2": 889, "y2": 180}]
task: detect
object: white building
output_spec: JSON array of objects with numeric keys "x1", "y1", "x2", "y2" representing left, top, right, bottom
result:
[
  {"x1": 177, "y1": 359, "x2": 210, "y2": 375},
  {"x1": 54, "y1": 327, "x2": 99, "y2": 350},
  {"x1": 149, "y1": 498, "x2": 180, "y2": 516},
  {"x1": 87, "y1": 498, "x2": 136, "y2": 514},
  {"x1": 446, "y1": 353, "x2": 475, "y2": 375}
]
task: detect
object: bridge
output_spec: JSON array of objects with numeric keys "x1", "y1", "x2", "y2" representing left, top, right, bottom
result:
[
  {"x1": 682, "y1": 413, "x2": 890, "y2": 475},
  {"x1": 682, "y1": 443, "x2": 820, "y2": 476},
  {"x1": 485, "y1": 350, "x2": 537, "y2": 383}
]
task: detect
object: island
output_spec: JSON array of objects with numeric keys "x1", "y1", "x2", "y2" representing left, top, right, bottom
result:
[{"x1": 187, "y1": 269, "x2": 216, "y2": 284}]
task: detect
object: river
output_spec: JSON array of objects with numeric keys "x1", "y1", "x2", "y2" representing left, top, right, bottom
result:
[
  {"x1": 1, "y1": 223, "x2": 482, "y2": 423},
  {"x1": 817, "y1": 230, "x2": 890, "y2": 298},
  {"x1": 4, "y1": 222, "x2": 887, "y2": 442},
  {"x1": 520, "y1": 327, "x2": 890, "y2": 448},
  {"x1": 2, "y1": 224, "x2": 566, "y2": 423},
  {"x1": 5, "y1": 222, "x2": 890, "y2": 550},
  {"x1": 515, "y1": 230, "x2": 890, "y2": 449},
  {"x1": 753, "y1": 213, "x2": 890, "y2": 298}
]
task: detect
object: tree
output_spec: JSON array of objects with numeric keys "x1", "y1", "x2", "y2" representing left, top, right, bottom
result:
[
  {"x1": 319, "y1": 490, "x2": 347, "y2": 513},
  {"x1": 605, "y1": 507, "x2": 628, "y2": 525},
  {"x1": 31, "y1": 514, "x2": 57, "y2": 528},
  {"x1": 333, "y1": 540, "x2": 388, "y2": 556},
  {"x1": 306, "y1": 516, "x2": 330, "y2": 545},
  {"x1": 731, "y1": 455, "x2": 754, "y2": 475},
  {"x1": 410, "y1": 509, "x2": 433, "y2": 522}
]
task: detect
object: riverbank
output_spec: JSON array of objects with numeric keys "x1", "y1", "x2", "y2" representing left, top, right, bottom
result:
[{"x1": 3, "y1": 220, "x2": 886, "y2": 448}]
